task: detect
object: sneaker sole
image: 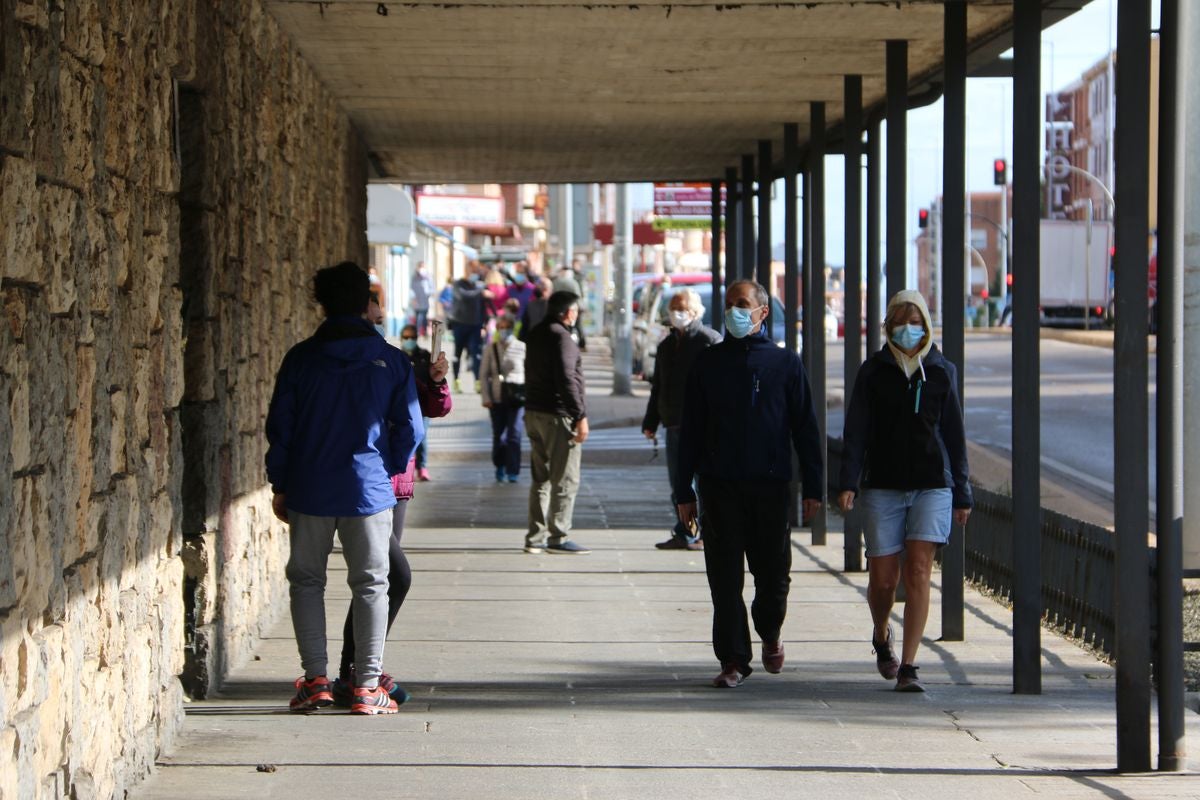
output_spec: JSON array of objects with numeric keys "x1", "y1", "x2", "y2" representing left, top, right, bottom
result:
[
  {"x1": 895, "y1": 682, "x2": 925, "y2": 693},
  {"x1": 290, "y1": 694, "x2": 334, "y2": 712},
  {"x1": 712, "y1": 677, "x2": 743, "y2": 688},
  {"x1": 350, "y1": 704, "x2": 399, "y2": 715},
  {"x1": 546, "y1": 549, "x2": 590, "y2": 555},
  {"x1": 523, "y1": 546, "x2": 545, "y2": 554}
]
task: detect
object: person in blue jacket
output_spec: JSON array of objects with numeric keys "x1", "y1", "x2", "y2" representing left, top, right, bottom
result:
[
  {"x1": 837, "y1": 289, "x2": 972, "y2": 693},
  {"x1": 265, "y1": 261, "x2": 424, "y2": 716},
  {"x1": 676, "y1": 279, "x2": 824, "y2": 689}
]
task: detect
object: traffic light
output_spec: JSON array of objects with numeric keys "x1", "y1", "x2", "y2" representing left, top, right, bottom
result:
[
  {"x1": 993, "y1": 158, "x2": 1008, "y2": 186},
  {"x1": 1006, "y1": 272, "x2": 1014, "y2": 287},
  {"x1": 918, "y1": 208, "x2": 929, "y2": 229}
]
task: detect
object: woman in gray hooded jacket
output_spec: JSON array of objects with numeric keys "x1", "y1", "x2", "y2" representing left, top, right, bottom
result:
[{"x1": 838, "y1": 290, "x2": 972, "y2": 693}]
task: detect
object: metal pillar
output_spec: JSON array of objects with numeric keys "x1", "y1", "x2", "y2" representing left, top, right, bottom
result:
[
  {"x1": 741, "y1": 154, "x2": 756, "y2": 278},
  {"x1": 940, "y1": 0, "x2": 967, "y2": 641},
  {"x1": 1185, "y1": 0, "x2": 1200, "y2": 580},
  {"x1": 866, "y1": 120, "x2": 882, "y2": 355},
  {"x1": 886, "y1": 40, "x2": 908, "y2": 295},
  {"x1": 1113, "y1": 0, "x2": 1152, "y2": 773},
  {"x1": 711, "y1": 179, "x2": 724, "y2": 335},
  {"x1": 611, "y1": 183, "x2": 633, "y2": 395},
  {"x1": 808, "y1": 102, "x2": 827, "y2": 545},
  {"x1": 802, "y1": 166, "x2": 813, "y2": 377},
  {"x1": 725, "y1": 166, "x2": 740, "y2": 284},
  {"x1": 1155, "y1": 0, "x2": 1185, "y2": 773},
  {"x1": 758, "y1": 140, "x2": 774, "y2": 297},
  {"x1": 1011, "y1": 0, "x2": 1042, "y2": 695},
  {"x1": 843, "y1": 77, "x2": 864, "y2": 572},
  {"x1": 784, "y1": 124, "x2": 800, "y2": 356}
]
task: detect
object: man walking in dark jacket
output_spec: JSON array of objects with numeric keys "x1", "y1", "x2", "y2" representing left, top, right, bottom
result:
[
  {"x1": 448, "y1": 261, "x2": 487, "y2": 392},
  {"x1": 522, "y1": 292, "x2": 590, "y2": 554},
  {"x1": 676, "y1": 279, "x2": 824, "y2": 688},
  {"x1": 642, "y1": 288, "x2": 721, "y2": 550},
  {"x1": 265, "y1": 261, "x2": 424, "y2": 715}
]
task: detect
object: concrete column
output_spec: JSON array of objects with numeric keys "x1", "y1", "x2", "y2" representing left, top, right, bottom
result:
[{"x1": 611, "y1": 183, "x2": 633, "y2": 395}]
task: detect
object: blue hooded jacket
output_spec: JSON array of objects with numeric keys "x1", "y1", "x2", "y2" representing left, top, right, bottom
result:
[
  {"x1": 265, "y1": 315, "x2": 424, "y2": 517},
  {"x1": 676, "y1": 325, "x2": 824, "y2": 502}
]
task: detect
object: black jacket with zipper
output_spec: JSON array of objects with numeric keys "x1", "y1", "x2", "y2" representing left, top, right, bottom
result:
[
  {"x1": 839, "y1": 344, "x2": 972, "y2": 509},
  {"x1": 641, "y1": 320, "x2": 721, "y2": 431}
]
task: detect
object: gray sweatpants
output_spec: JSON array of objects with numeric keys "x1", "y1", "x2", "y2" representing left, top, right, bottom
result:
[
  {"x1": 287, "y1": 509, "x2": 392, "y2": 689},
  {"x1": 525, "y1": 409, "x2": 582, "y2": 546}
]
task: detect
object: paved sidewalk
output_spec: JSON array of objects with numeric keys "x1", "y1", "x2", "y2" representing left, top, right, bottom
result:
[{"x1": 132, "y1": 341, "x2": 1198, "y2": 800}]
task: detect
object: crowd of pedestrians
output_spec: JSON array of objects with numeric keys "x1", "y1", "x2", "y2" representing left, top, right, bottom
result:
[{"x1": 265, "y1": 260, "x2": 969, "y2": 713}]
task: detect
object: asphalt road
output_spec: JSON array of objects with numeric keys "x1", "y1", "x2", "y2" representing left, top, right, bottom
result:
[{"x1": 825, "y1": 332, "x2": 1156, "y2": 517}]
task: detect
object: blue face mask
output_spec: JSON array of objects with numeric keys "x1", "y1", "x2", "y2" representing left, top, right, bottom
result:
[
  {"x1": 890, "y1": 323, "x2": 925, "y2": 351},
  {"x1": 513, "y1": 274, "x2": 527, "y2": 285},
  {"x1": 498, "y1": 329, "x2": 513, "y2": 341},
  {"x1": 724, "y1": 306, "x2": 757, "y2": 339},
  {"x1": 374, "y1": 323, "x2": 387, "y2": 337},
  {"x1": 400, "y1": 338, "x2": 418, "y2": 353}
]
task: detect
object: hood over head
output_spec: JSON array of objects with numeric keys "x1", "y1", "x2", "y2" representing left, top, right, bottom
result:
[{"x1": 884, "y1": 290, "x2": 935, "y2": 379}]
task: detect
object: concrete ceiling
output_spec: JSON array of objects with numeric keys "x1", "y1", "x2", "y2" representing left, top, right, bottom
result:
[{"x1": 265, "y1": 1, "x2": 1089, "y2": 184}]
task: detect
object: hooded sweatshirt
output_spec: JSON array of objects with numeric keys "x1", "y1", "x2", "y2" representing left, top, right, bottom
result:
[
  {"x1": 265, "y1": 315, "x2": 425, "y2": 517},
  {"x1": 839, "y1": 291, "x2": 972, "y2": 509}
]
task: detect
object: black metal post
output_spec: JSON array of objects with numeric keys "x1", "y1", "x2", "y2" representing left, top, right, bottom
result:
[
  {"x1": 1114, "y1": 0, "x2": 1152, "y2": 773},
  {"x1": 843, "y1": 77, "x2": 864, "y2": 572},
  {"x1": 1011, "y1": 0, "x2": 1042, "y2": 696},
  {"x1": 741, "y1": 153, "x2": 756, "y2": 278},
  {"x1": 809, "y1": 102, "x2": 827, "y2": 545},
  {"x1": 939, "y1": 0, "x2": 967, "y2": 642},
  {"x1": 886, "y1": 39, "x2": 908, "y2": 295},
  {"x1": 866, "y1": 120, "x2": 882, "y2": 355},
  {"x1": 1155, "y1": 0, "x2": 1185, "y2": 774},
  {"x1": 758, "y1": 139, "x2": 773, "y2": 298},
  {"x1": 725, "y1": 166, "x2": 740, "y2": 284},
  {"x1": 711, "y1": 178, "x2": 724, "y2": 335},
  {"x1": 802, "y1": 166, "x2": 813, "y2": 377},
  {"x1": 784, "y1": 123, "x2": 800, "y2": 356}
]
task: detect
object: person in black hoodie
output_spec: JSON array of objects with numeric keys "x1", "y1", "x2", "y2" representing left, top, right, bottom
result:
[
  {"x1": 676, "y1": 279, "x2": 824, "y2": 689},
  {"x1": 837, "y1": 289, "x2": 972, "y2": 693},
  {"x1": 641, "y1": 288, "x2": 720, "y2": 550},
  {"x1": 522, "y1": 291, "x2": 590, "y2": 554}
]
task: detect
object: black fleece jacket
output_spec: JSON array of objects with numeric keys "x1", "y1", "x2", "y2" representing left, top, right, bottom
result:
[
  {"x1": 642, "y1": 320, "x2": 722, "y2": 431},
  {"x1": 523, "y1": 318, "x2": 586, "y2": 422},
  {"x1": 838, "y1": 344, "x2": 972, "y2": 509}
]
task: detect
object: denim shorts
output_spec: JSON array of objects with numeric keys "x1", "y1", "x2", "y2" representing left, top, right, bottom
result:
[{"x1": 859, "y1": 488, "x2": 953, "y2": 558}]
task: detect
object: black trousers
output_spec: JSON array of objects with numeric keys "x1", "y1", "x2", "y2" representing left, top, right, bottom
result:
[{"x1": 698, "y1": 476, "x2": 792, "y2": 671}]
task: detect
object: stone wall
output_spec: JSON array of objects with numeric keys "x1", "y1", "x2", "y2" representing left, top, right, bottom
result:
[{"x1": 0, "y1": 1, "x2": 368, "y2": 797}]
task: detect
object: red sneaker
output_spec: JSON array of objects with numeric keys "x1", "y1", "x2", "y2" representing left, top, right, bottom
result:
[
  {"x1": 351, "y1": 684, "x2": 399, "y2": 715},
  {"x1": 289, "y1": 676, "x2": 334, "y2": 711}
]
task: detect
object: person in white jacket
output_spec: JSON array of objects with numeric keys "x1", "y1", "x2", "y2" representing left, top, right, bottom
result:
[{"x1": 480, "y1": 315, "x2": 527, "y2": 483}]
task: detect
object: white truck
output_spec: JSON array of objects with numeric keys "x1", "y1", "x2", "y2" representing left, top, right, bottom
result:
[{"x1": 1039, "y1": 219, "x2": 1113, "y2": 327}]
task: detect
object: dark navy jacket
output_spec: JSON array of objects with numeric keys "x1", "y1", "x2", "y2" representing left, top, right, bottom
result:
[
  {"x1": 838, "y1": 344, "x2": 972, "y2": 509},
  {"x1": 676, "y1": 326, "x2": 824, "y2": 502},
  {"x1": 265, "y1": 315, "x2": 424, "y2": 517}
]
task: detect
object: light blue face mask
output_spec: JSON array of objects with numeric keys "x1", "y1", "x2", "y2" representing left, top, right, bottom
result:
[
  {"x1": 890, "y1": 323, "x2": 925, "y2": 351},
  {"x1": 724, "y1": 306, "x2": 757, "y2": 339},
  {"x1": 513, "y1": 274, "x2": 527, "y2": 285},
  {"x1": 400, "y1": 338, "x2": 418, "y2": 353},
  {"x1": 374, "y1": 323, "x2": 387, "y2": 337},
  {"x1": 498, "y1": 329, "x2": 513, "y2": 341}
]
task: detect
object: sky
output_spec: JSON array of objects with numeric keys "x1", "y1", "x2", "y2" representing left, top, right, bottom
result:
[{"x1": 632, "y1": 0, "x2": 1138, "y2": 274}]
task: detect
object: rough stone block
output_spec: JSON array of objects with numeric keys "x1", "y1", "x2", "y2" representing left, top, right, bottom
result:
[
  {"x1": 6, "y1": 345, "x2": 31, "y2": 471},
  {"x1": 0, "y1": 156, "x2": 41, "y2": 283},
  {"x1": 38, "y1": 182, "x2": 80, "y2": 313},
  {"x1": 58, "y1": 55, "x2": 96, "y2": 190},
  {"x1": 62, "y1": 0, "x2": 106, "y2": 66}
]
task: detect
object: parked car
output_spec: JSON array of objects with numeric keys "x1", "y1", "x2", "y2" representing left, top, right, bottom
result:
[{"x1": 630, "y1": 273, "x2": 715, "y2": 376}]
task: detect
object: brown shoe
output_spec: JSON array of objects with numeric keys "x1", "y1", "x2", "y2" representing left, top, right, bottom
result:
[
  {"x1": 872, "y1": 624, "x2": 900, "y2": 680},
  {"x1": 712, "y1": 662, "x2": 746, "y2": 688},
  {"x1": 762, "y1": 640, "x2": 785, "y2": 673}
]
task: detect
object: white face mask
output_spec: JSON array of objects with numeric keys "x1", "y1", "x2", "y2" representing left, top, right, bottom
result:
[{"x1": 669, "y1": 310, "x2": 692, "y2": 330}]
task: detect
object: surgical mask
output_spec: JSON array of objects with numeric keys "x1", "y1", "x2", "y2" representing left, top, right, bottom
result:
[
  {"x1": 890, "y1": 323, "x2": 925, "y2": 351},
  {"x1": 669, "y1": 310, "x2": 692, "y2": 331},
  {"x1": 724, "y1": 306, "x2": 757, "y2": 339},
  {"x1": 400, "y1": 338, "x2": 418, "y2": 353},
  {"x1": 513, "y1": 274, "x2": 527, "y2": 285},
  {"x1": 374, "y1": 324, "x2": 387, "y2": 337},
  {"x1": 498, "y1": 329, "x2": 513, "y2": 341}
]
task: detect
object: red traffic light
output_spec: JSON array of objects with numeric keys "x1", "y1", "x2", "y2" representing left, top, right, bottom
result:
[
  {"x1": 993, "y1": 158, "x2": 1007, "y2": 186},
  {"x1": 918, "y1": 208, "x2": 930, "y2": 229},
  {"x1": 1005, "y1": 273, "x2": 1014, "y2": 286},
  {"x1": 981, "y1": 288, "x2": 989, "y2": 299}
]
